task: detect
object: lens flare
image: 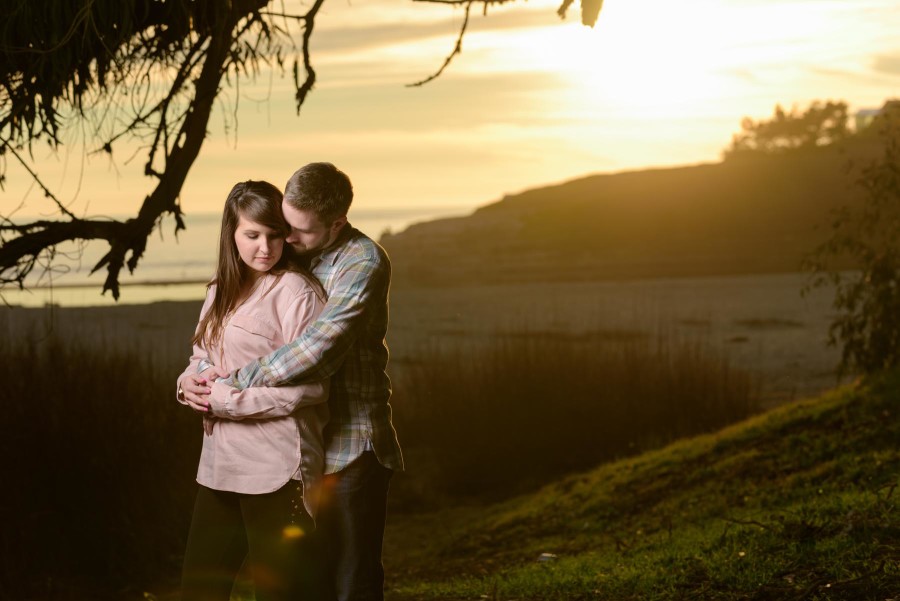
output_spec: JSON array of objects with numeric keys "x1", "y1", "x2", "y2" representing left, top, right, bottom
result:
[{"x1": 283, "y1": 524, "x2": 306, "y2": 540}]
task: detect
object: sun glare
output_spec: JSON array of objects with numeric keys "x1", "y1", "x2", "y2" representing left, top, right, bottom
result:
[{"x1": 448, "y1": 0, "x2": 866, "y2": 120}]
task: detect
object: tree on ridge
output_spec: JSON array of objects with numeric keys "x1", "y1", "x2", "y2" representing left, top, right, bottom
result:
[{"x1": 723, "y1": 100, "x2": 850, "y2": 158}]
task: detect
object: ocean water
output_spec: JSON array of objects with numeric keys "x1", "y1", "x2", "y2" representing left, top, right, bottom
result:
[{"x1": 1, "y1": 207, "x2": 457, "y2": 307}]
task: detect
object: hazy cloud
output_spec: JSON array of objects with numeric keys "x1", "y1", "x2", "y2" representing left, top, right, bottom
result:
[
  {"x1": 723, "y1": 68, "x2": 759, "y2": 83},
  {"x1": 810, "y1": 65, "x2": 891, "y2": 86},
  {"x1": 311, "y1": 8, "x2": 562, "y2": 55},
  {"x1": 872, "y1": 53, "x2": 900, "y2": 76},
  {"x1": 297, "y1": 71, "x2": 568, "y2": 134}
]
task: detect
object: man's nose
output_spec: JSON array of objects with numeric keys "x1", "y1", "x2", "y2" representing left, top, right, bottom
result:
[{"x1": 285, "y1": 232, "x2": 298, "y2": 244}]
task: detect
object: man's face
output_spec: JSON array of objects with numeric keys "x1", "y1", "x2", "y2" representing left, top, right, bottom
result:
[{"x1": 282, "y1": 200, "x2": 346, "y2": 254}]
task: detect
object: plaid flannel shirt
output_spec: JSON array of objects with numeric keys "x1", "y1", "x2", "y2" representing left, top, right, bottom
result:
[{"x1": 228, "y1": 226, "x2": 403, "y2": 474}]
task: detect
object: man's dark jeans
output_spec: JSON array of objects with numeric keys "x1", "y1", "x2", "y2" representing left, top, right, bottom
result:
[{"x1": 319, "y1": 451, "x2": 394, "y2": 601}]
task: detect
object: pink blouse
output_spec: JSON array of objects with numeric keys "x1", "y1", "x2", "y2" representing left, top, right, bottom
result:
[{"x1": 176, "y1": 272, "x2": 328, "y2": 515}]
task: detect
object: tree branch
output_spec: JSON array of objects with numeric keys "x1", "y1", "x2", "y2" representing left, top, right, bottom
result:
[
  {"x1": 0, "y1": 219, "x2": 125, "y2": 288},
  {"x1": 411, "y1": 0, "x2": 511, "y2": 4},
  {"x1": 0, "y1": 0, "x2": 272, "y2": 300},
  {"x1": 90, "y1": 36, "x2": 208, "y2": 157},
  {"x1": 258, "y1": 11, "x2": 304, "y2": 20},
  {"x1": 293, "y1": 0, "x2": 327, "y2": 112},
  {"x1": 408, "y1": 0, "x2": 603, "y2": 85},
  {"x1": 106, "y1": 7, "x2": 261, "y2": 298},
  {"x1": 407, "y1": 1, "x2": 473, "y2": 88},
  {"x1": 410, "y1": 0, "x2": 606, "y2": 84},
  {"x1": 2, "y1": 0, "x2": 606, "y2": 300},
  {"x1": 0, "y1": 139, "x2": 78, "y2": 220}
]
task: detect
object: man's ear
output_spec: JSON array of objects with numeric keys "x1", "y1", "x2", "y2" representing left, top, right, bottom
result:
[{"x1": 331, "y1": 215, "x2": 348, "y2": 234}]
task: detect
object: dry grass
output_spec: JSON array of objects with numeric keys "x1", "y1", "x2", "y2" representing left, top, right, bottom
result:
[
  {"x1": 0, "y1": 269, "x2": 845, "y2": 597},
  {"x1": 390, "y1": 331, "x2": 760, "y2": 503},
  {"x1": 388, "y1": 272, "x2": 844, "y2": 406},
  {"x1": 1, "y1": 298, "x2": 764, "y2": 598},
  {"x1": 0, "y1": 326, "x2": 199, "y2": 600}
]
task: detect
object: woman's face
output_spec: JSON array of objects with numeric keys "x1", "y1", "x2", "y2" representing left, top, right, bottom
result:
[{"x1": 234, "y1": 214, "x2": 284, "y2": 275}]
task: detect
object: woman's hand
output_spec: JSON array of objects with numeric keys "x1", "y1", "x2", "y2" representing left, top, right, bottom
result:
[{"x1": 181, "y1": 373, "x2": 212, "y2": 413}]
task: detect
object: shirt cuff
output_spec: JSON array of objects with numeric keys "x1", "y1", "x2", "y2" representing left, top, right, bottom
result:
[{"x1": 208, "y1": 381, "x2": 234, "y2": 419}]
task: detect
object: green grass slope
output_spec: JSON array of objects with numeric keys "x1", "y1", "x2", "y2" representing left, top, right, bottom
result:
[
  {"x1": 383, "y1": 143, "x2": 879, "y2": 285},
  {"x1": 383, "y1": 371, "x2": 900, "y2": 600}
]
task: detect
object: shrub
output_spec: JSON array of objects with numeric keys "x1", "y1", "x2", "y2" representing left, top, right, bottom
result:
[{"x1": 805, "y1": 101, "x2": 900, "y2": 375}]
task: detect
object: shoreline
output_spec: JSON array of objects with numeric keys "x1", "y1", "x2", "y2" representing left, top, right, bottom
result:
[
  {"x1": 1, "y1": 280, "x2": 208, "y2": 309},
  {"x1": 18, "y1": 278, "x2": 212, "y2": 290},
  {"x1": 1, "y1": 269, "x2": 839, "y2": 309}
]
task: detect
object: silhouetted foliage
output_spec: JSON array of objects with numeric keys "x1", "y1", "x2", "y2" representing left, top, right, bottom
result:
[
  {"x1": 805, "y1": 100, "x2": 900, "y2": 375},
  {"x1": 725, "y1": 100, "x2": 850, "y2": 158},
  {"x1": 0, "y1": 0, "x2": 286, "y2": 298},
  {"x1": 0, "y1": 0, "x2": 604, "y2": 299}
]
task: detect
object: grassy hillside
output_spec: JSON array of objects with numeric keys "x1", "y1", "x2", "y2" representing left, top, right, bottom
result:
[
  {"x1": 383, "y1": 370, "x2": 900, "y2": 600},
  {"x1": 382, "y1": 142, "x2": 880, "y2": 285}
]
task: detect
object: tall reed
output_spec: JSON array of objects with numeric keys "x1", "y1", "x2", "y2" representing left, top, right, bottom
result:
[
  {"x1": 390, "y1": 331, "x2": 759, "y2": 498},
  {"x1": 0, "y1": 320, "x2": 760, "y2": 596},
  {"x1": 0, "y1": 329, "x2": 199, "y2": 599}
]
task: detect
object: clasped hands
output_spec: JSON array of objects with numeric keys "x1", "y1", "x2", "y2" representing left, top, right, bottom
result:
[{"x1": 182, "y1": 367, "x2": 231, "y2": 414}]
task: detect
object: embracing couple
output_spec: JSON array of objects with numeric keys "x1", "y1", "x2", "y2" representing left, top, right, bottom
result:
[{"x1": 175, "y1": 163, "x2": 404, "y2": 601}]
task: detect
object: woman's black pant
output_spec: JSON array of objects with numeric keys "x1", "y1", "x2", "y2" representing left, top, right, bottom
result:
[{"x1": 181, "y1": 482, "x2": 328, "y2": 601}]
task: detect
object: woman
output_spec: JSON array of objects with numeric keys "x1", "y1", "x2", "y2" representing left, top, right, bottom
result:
[{"x1": 175, "y1": 180, "x2": 329, "y2": 601}]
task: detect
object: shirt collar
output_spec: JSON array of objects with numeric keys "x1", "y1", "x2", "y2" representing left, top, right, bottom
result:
[{"x1": 310, "y1": 223, "x2": 355, "y2": 268}]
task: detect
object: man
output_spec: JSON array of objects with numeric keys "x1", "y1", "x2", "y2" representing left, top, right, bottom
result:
[{"x1": 183, "y1": 162, "x2": 404, "y2": 601}]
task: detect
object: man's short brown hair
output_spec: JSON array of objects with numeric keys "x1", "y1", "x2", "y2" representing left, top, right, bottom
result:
[{"x1": 283, "y1": 162, "x2": 353, "y2": 224}]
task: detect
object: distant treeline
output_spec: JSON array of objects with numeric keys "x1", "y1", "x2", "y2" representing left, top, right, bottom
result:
[{"x1": 724, "y1": 98, "x2": 898, "y2": 158}]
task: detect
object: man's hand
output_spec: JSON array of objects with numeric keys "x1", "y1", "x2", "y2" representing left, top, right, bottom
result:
[
  {"x1": 203, "y1": 366, "x2": 231, "y2": 382},
  {"x1": 181, "y1": 373, "x2": 212, "y2": 413}
]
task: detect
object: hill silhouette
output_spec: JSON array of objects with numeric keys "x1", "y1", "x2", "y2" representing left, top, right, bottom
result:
[{"x1": 382, "y1": 141, "x2": 880, "y2": 285}]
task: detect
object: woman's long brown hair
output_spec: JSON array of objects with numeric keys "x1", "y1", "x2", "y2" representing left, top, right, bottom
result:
[{"x1": 192, "y1": 180, "x2": 294, "y2": 351}]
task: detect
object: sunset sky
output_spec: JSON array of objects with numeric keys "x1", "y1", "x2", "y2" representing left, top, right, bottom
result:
[{"x1": 5, "y1": 0, "x2": 900, "y2": 231}]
